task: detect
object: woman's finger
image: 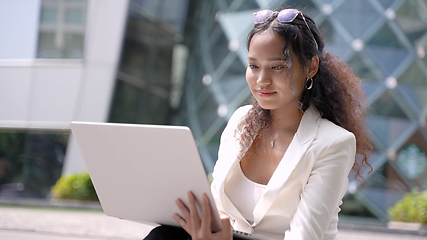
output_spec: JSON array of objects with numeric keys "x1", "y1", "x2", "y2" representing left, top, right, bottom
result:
[
  {"x1": 187, "y1": 191, "x2": 201, "y2": 228},
  {"x1": 220, "y1": 215, "x2": 232, "y2": 233},
  {"x1": 200, "y1": 193, "x2": 211, "y2": 232},
  {"x1": 219, "y1": 215, "x2": 233, "y2": 239},
  {"x1": 172, "y1": 213, "x2": 192, "y2": 234},
  {"x1": 175, "y1": 198, "x2": 191, "y2": 221}
]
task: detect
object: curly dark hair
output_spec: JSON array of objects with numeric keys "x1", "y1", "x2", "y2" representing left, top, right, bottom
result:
[{"x1": 238, "y1": 9, "x2": 373, "y2": 182}]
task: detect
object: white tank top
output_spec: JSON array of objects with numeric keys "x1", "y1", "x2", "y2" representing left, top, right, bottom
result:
[{"x1": 224, "y1": 164, "x2": 266, "y2": 224}]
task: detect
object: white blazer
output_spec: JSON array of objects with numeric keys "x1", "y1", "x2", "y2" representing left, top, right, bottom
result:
[{"x1": 211, "y1": 105, "x2": 356, "y2": 240}]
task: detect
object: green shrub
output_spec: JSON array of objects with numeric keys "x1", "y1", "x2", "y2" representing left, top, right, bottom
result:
[
  {"x1": 388, "y1": 189, "x2": 427, "y2": 224},
  {"x1": 51, "y1": 172, "x2": 98, "y2": 201}
]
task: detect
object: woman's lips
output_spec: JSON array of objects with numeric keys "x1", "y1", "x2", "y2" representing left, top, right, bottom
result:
[{"x1": 257, "y1": 90, "x2": 276, "y2": 97}]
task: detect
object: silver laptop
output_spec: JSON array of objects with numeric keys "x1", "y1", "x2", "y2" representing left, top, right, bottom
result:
[{"x1": 70, "y1": 121, "x2": 271, "y2": 240}]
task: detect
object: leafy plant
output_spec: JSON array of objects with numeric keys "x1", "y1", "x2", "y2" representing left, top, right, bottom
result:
[
  {"x1": 51, "y1": 172, "x2": 98, "y2": 201},
  {"x1": 388, "y1": 189, "x2": 427, "y2": 224}
]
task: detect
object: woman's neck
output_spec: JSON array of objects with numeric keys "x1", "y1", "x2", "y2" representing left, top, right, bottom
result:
[{"x1": 269, "y1": 106, "x2": 303, "y2": 133}]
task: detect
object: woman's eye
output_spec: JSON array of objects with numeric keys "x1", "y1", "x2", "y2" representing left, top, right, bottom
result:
[
  {"x1": 249, "y1": 64, "x2": 258, "y2": 69},
  {"x1": 272, "y1": 66, "x2": 284, "y2": 70}
]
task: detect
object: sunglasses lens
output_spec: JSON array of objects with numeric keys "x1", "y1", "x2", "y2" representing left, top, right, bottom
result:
[
  {"x1": 277, "y1": 9, "x2": 298, "y2": 23},
  {"x1": 254, "y1": 10, "x2": 274, "y2": 24}
]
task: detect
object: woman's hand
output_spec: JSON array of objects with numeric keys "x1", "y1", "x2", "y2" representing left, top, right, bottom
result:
[{"x1": 172, "y1": 191, "x2": 232, "y2": 240}]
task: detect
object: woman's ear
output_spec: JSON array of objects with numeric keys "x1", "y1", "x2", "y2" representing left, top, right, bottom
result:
[{"x1": 307, "y1": 55, "x2": 319, "y2": 78}]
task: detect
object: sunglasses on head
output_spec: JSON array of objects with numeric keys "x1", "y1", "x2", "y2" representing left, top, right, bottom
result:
[{"x1": 253, "y1": 9, "x2": 319, "y2": 50}]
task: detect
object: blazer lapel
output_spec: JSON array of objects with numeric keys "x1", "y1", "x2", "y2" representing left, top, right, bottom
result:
[{"x1": 252, "y1": 107, "x2": 321, "y2": 226}]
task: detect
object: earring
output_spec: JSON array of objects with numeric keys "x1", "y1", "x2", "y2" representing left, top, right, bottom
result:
[{"x1": 305, "y1": 78, "x2": 313, "y2": 90}]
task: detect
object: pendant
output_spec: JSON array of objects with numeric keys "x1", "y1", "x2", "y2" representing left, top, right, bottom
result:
[{"x1": 270, "y1": 140, "x2": 274, "y2": 148}]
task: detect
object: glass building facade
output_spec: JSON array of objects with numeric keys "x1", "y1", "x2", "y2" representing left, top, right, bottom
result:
[
  {"x1": 109, "y1": 0, "x2": 427, "y2": 222},
  {"x1": 1, "y1": 0, "x2": 427, "y2": 225}
]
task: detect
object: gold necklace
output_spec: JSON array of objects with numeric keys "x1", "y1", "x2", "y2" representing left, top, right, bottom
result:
[{"x1": 270, "y1": 123, "x2": 299, "y2": 148}]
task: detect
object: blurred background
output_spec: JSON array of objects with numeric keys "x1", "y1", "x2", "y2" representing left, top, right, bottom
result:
[{"x1": 0, "y1": 0, "x2": 427, "y2": 228}]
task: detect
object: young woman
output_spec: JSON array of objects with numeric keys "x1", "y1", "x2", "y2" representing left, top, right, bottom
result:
[{"x1": 144, "y1": 8, "x2": 372, "y2": 240}]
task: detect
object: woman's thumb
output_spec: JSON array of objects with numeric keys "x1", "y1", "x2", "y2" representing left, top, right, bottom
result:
[{"x1": 220, "y1": 215, "x2": 231, "y2": 232}]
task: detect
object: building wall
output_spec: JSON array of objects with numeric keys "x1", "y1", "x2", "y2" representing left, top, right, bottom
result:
[
  {"x1": 0, "y1": 0, "x2": 41, "y2": 59},
  {"x1": 0, "y1": 0, "x2": 129, "y2": 197}
]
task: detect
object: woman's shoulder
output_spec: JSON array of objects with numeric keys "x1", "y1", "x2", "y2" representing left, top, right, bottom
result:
[
  {"x1": 225, "y1": 105, "x2": 252, "y2": 127},
  {"x1": 219, "y1": 105, "x2": 252, "y2": 142},
  {"x1": 309, "y1": 109, "x2": 357, "y2": 170},
  {"x1": 230, "y1": 105, "x2": 252, "y2": 120},
  {"x1": 309, "y1": 108, "x2": 355, "y2": 143}
]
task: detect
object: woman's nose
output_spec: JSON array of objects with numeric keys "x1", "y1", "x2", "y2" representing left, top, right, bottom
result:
[{"x1": 257, "y1": 70, "x2": 272, "y2": 86}]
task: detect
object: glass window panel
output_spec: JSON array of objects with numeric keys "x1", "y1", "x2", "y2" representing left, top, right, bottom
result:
[
  {"x1": 397, "y1": 84, "x2": 427, "y2": 116},
  {"x1": 395, "y1": 131, "x2": 427, "y2": 187},
  {"x1": 135, "y1": 90, "x2": 170, "y2": 124},
  {"x1": 151, "y1": 41, "x2": 174, "y2": 86},
  {"x1": 216, "y1": 56, "x2": 247, "y2": 102},
  {"x1": 222, "y1": 0, "x2": 236, "y2": 6},
  {"x1": 395, "y1": 0, "x2": 427, "y2": 45},
  {"x1": 41, "y1": 9, "x2": 58, "y2": 23},
  {"x1": 63, "y1": 33, "x2": 84, "y2": 58},
  {"x1": 350, "y1": 151, "x2": 385, "y2": 181},
  {"x1": 368, "y1": 24, "x2": 405, "y2": 48},
  {"x1": 119, "y1": 37, "x2": 149, "y2": 80},
  {"x1": 285, "y1": 0, "x2": 317, "y2": 12},
  {"x1": 365, "y1": 23, "x2": 411, "y2": 74},
  {"x1": 186, "y1": 65, "x2": 205, "y2": 101},
  {"x1": 66, "y1": 9, "x2": 84, "y2": 24},
  {"x1": 364, "y1": 162, "x2": 411, "y2": 214},
  {"x1": 319, "y1": 19, "x2": 352, "y2": 59},
  {"x1": 233, "y1": 0, "x2": 258, "y2": 11},
  {"x1": 282, "y1": 1, "x2": 321, "y2": 21},
  {"x1": 204, "y1": 145, "x2": 219, "y2": 173},
  {"x1": 38, "y1": 32, "x2": 84, "y2": 58},
  {"x1": 131, "y1": 0, "x2": 190, "y2": 34},
  {"x1": 37, "y1": 0, "x2": 87, "y2": 59},
  {"x1": 364, "y1": 45, "x2": 410, "y2": 76},
  {"x1": 201, "y1": 120, "x2": 227, "y2": 173},
  {"x1": 131, "y1": 0, "x2": 159, "y2": 15},
  {"x1": 340, "y1": 194, "x2": 378, "y2": 218},
  {"x1": 369, "y1": 91, "x2": 409, "y2": 118},
  {"x1": 377, "y1": 0, "x2": 397, "y2": 9},
  {"x1": 333, "y1": 0, "x2": 381, "y2": 39},
  {"x1": 0, "y1": 130, "x2": 69, "y2": 199},
  {"x1": 109, "y1": 81, "x2": 140, "y2": 123},
  {"x1": 158, "y1": 0, "x2": 189, "y2": 34},
  {"x1": 110, "y1": 1, "x2": 178, "y2": 126},
  {"x1": 361, "y1": 80, "x2": 383, "y2": 100},
  {"x1": 347, "y1": 53, "x2": 379, "y2": 80},
  {"x1": 398, "y1": 60, "x2": 427, "y2": 87},
  {"x1": 367, "y1": 115, "x2": 414, "y2": 148},
  {"x1": 368, "y1": 153, "x2": 388, "y2": 178},
  {"x1": 218, "y1": 76, "x2": 247, "y2": 103},
  {"x1": 197, "y1": 94, "x2": 219, "y2": 134},
  {"x1": 37, "y1": 32, "x2": 62, "y2": 58},
  {"x1": 223, "y1": 54, "x2": 246, "y2": 76},
  {"x1": 209, "y1": 30, "x2": 231, "y2": 71}
]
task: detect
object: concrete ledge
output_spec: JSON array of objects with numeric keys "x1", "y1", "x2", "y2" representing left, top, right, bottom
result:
[
  {"x1": 388, "y1": 221, "x2": 427, "y2": 232},
  {"x1": 0, "y1": 206, "x2": 153, "y2": 239},
  {"x1": 0, "y1": 197, "x2": 102, "y2": 211},
  {"x1": 339, "y1": 221, "x2": 427, "y2": 236}
]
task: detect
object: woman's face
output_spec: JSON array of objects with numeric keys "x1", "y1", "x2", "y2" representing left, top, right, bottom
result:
[{"x1": 246, "y1": 30, "x2": 306, "y2": 111}]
